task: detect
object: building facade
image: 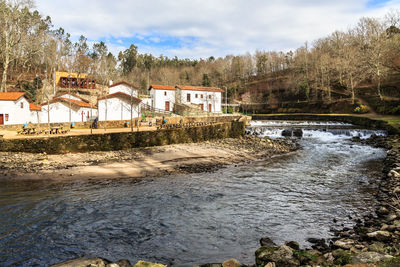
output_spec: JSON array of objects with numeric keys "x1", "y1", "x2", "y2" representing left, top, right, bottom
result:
[
  {"x1": 148, "y1": 84, "x2": 176, "y2": 112},
  {"x1": 40, "y1": 93, "x2": 97, "y2": 123},
  {"x1": 175, "y1": 85, "x2": 223, "y2": 113},
  {"x1": 109, "y1": 81, "x2": 139, "y2": 97},
  {"x1": 97, "y1": 92, "x2": 142, "y2": 121},
  {"x1": 0, "y1": 92, "x2": 31, "y2": 125}
]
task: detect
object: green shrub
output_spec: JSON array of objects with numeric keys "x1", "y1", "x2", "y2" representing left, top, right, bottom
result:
[{"x1": 391, "y1": 105, "x2": 400, "y2": 115}]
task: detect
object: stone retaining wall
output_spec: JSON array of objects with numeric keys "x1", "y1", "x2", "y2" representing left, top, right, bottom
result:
[
  {"x1": 252, "y1": 114, "x2": 399, "y2": 135},
  {"x1": 0, "y1": 121, "x2": 245, "y2": 154},
  {"x1": 0, "y1": 116, "x2": 241, "y2": 130}
]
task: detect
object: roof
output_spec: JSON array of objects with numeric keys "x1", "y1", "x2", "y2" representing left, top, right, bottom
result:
[
  {"x1": 29, "y1": 103, "x2": 42, "y2": 111},
  {"x1": 0, "y1": 92, "x2": 27, "y2": 101},
  {"x1": 149, "y1": 84, "x2": 176, "y2": 91},
  {"x1": 98, "y1": 92, "x2": 142, "y2": 103},
  {"x1": 55, "y1": 92, "x2": 90, "y2": 103},
  {"x1": 109, "y1": 81, "x2": 139, "y2": 89},
  {"x1": 41, "y1": 97, "x2": 96, "y2": 109},
  {"x1": 176, "y1": 85, "x2": 225, "y2": 93}
]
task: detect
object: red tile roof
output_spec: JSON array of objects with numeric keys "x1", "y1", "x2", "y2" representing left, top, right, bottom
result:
[
  {"x1": 109, "y1": 81, "x2": 139, "y2": 89},
  {"x1": 176, "y1": 85, "x2": 224, "y2": 93},
  {"x1": 41, "y1": 97, "x2": 96, "y2": 109},
  {"x1": 98, "y1": 92, "x2": 142, "y2": 103},
  {"x1": 0, "y1": 92, "x2": 26, "y2": 101},
  {"x1": 29, "y1": 103, "x2": 42, "y2": 111},
  {"x1": 149, "y1": 84, "x2": 176, "y2": 91},
  {"x1": 55, "y1": 92, "x2": 90, "y2": 103}
]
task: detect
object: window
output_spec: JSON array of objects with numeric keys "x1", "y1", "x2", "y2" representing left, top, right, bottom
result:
[
  {"x1": 195, "y1": 94, "x2": 198, "y2": 98},
  {"x1": 164, "y1": 91, "x2": 167, "y2": 96},
  {"x1": 201, "y1": 94, "x2": 203, "y2": 98},
  {"x1": 187, "y1": 93, "x2": 191, "y2": 102},
  {"x1": 20, "y1": 102, "x2": 24, "y2": 109},
  {"x1": 5, "y1": 114, "x2": 9, "y2": 121},
  {"x1": 209, "y1": 95, "x2": 212, "y2": 99}
]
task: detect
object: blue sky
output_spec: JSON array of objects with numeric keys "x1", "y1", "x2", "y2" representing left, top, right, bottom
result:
[{"x1": 35, "y1": 0, "x2": 400, "y2": 59}]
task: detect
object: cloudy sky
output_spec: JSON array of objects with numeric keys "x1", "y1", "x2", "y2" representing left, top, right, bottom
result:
[{"x1": 35, "y1": 0, "x2": 400, "y2": 59}]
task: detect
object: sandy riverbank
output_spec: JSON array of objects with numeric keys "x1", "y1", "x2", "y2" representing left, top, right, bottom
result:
[{"x1": 0, "y1": 136, "x2": 297, "y2": 181}]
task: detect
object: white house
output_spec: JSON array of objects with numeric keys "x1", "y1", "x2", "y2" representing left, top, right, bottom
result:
[
  {"x1": 97, "y1": 92, "x2": 142, "y2": 121},
  {"x1": 0, "y1": 92, "x2": 32, "y2": 125},
  {"x1": 148, "y1": 84, "x2": 176, "y2": 111},
  {"x1": 176, "y1": 85, "x2": 224, "y2": 113},
  {"x1": 40, "y1": 93, "x2": 97, "y2": 123},
  {"x1": 109, "y1": 81, "x2": 139, "y2": 97}
]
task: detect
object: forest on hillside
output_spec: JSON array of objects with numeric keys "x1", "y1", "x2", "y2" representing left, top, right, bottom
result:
[{"x1": 0, "y1": 0, "x2": 400, "y2": 113}]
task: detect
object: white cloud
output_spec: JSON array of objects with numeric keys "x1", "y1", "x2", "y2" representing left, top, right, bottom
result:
[{"x1": 35, "y1": 0, "x2": 400, "y2": 58}]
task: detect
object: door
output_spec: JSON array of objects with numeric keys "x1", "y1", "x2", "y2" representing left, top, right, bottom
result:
[
  {"x1": 165, "y1": 101, "x2": 170, "y2": 111},
  {"x1": 208, "y1": 104, "x2": 212, "y2": 112},
  {"x1": 187, "y1": 93, "x2": 191, "y2": 102},
  {"x1": 200, "y1": 104, "x2": 204, "y2": 111},
  {"x1": 0, "y1": 114, "x2": 3, "y2": 125}
]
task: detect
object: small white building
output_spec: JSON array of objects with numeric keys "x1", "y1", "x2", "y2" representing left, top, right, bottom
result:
[
  {"x1": 148, "y1": 84, "x2": 176, "y2": 112},
  {"x1": 109, "y1": 81, "x2": 139, "y2": 97},
  {"x1": 40, "y1": 93, "x2": 97, "y2": 123},
  {"x1": 97, "y1": 92, "x2": 142, "y2": 121},
  {"x1": 0, "y1": 92, "x2": 32, "y2": 125},
  {"x1": 176, "y1": 85, "x2": 224, "y2": 113}
]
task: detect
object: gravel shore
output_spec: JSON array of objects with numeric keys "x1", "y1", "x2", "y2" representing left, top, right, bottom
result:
[{"x1": 0, "y1": 136, "x2": 297, "y2": 180}]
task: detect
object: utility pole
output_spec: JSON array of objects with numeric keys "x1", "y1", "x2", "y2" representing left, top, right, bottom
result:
[
  {"x1": 224, "y1": 86, "x2": 228, "y2": 114},
  {"x1": 68, "y1": 74, "x2": 72, "y2": 126}
]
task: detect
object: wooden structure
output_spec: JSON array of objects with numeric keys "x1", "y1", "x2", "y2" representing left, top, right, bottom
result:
[{"x1": 55, "y1": 71, "x2": 96, "y2": 89}]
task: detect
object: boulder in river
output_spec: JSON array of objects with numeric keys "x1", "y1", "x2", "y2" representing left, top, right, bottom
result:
[
  {"x1": 260, "y1": 237, "x2": 277, "y2": 247},
  {"x1": 281, "y1": 128, "x2": 303, "y2": 138}
]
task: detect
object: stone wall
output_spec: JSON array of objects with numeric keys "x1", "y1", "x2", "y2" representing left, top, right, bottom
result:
[
  {"x1": 252, "y1": 114, "x2": 399, "y2": 135},
  {"x1": 0, "y1": 121, "x2": 245, "y2": 154},
  {"x1": 0, "y1": 116, "x2": 241, "y2": 130}
]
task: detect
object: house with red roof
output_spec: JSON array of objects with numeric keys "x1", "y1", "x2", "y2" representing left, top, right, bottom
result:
[
  {"x1": 148, "y1": 84, "x2": 224, "y2": 113},
  {"x1": 0, "y1": 92, "x2": 32, "y2": 125},
  {"x1": 40, "y1": 93, "x2": 97, "y2": 123},
  {"x1": 149, "y1": 84, "x2": 176, "y2": 112},
  {"x1": 97, "y1": 81, "x2": 142, "y2": 122},
  {"x1": 108, "y1": 81, "x2": 139, "y2": 96},
  {"x1": 176, "y1": 85, "x2": 224, "y2": 113},
  {"x1": 97, "y1": 92, "x2": 142, "y2": 121}
]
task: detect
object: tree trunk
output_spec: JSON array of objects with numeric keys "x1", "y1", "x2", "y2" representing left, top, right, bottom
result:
[
  {"x1": 350, "y1": 74, "x2": 355, "y2": 105},
  {"x1": 1, "y1": 34, "x2": 10, "y2": 92}
]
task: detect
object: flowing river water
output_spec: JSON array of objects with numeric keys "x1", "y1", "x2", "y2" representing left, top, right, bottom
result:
[{"x1": 0, "y1": 121, "x2": 388, "y2": 266}]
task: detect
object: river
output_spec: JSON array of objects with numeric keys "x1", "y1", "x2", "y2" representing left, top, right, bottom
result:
[{"x1": 0, "y1": 120, "x2": 387, "y2": 266}]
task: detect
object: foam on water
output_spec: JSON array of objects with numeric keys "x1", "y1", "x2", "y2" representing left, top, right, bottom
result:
[{"x1": 248, "y1": 120, "x2": 387, "y2": 141}]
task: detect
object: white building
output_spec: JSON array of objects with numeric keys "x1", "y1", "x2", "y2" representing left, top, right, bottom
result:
[
  {"x1": 109, "y1": 81, "x2": 139, "y2": 97},
  {"x1": 148, "y1": 84, "x2": 176, "y2": 111},
  {"x1": 40, "y1": 93, "x2": 97, "y2": 123},
  {"x1": 176, "y1": 85, "x2": 224, "y2": 113},
  {"x1": 97, "y1": 92, "x2": 142, "y2": 121},
  {"x1": 0, "y1": 92, "x2": 32, "y2": 125}
]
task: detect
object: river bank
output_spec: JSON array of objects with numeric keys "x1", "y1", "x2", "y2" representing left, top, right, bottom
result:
[{"x1": 0, "y1": 136, "x2": 297, "y2": 181}]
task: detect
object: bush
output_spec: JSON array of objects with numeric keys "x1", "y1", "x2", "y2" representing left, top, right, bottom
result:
[
  {"x1": 353, "y1": 105, "x2": 369, "y2": 114},
  {"x1": 391, "y1": 105, "x2": 400, "y2": 115}
]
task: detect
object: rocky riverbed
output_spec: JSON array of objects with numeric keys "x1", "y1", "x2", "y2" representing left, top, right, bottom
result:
[{"x1": 252, "y1": 134, "x2": 400, "y2": 267}]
